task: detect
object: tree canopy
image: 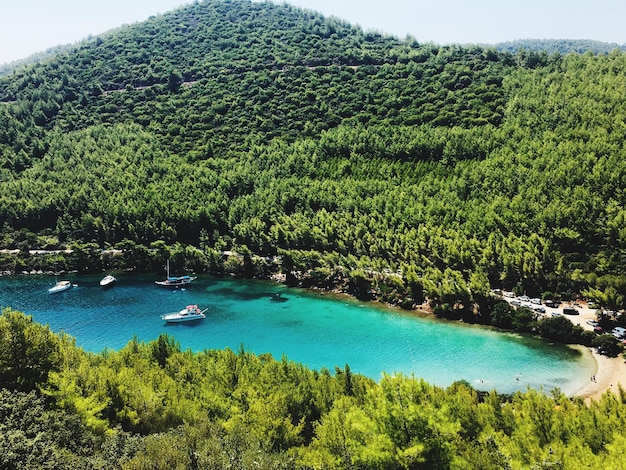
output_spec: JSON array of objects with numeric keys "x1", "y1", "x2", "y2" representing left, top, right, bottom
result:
[{"x1": 0, "y1": 0, "x2": 625, "y2": 312}]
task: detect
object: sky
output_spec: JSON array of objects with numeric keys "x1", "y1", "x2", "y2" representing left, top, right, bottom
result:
[{"x1": 2, "y1": 0, "x2": 625, "y2": 64}]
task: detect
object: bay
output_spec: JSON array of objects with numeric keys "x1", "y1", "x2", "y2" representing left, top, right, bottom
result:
[{"x1": 0, "y1": 273, "x2": 595, "y2": 395}]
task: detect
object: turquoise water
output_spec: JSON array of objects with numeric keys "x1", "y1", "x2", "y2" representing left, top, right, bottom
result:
[{"x1": 0, "y1": 273, "x2": 595, "y2": 395}]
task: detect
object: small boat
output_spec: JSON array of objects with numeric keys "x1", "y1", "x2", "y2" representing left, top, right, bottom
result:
[
  {"x1": 155, "y1": 259, "x2": 197, "y2": 287},
  {"x1": 48, "y1": 280, "x2": 73, "y2": 294},
  {"x1": 155, "y1": 274, "x2": 197, "y2": 287},
  {"x1": 100, "y1": 275, "x2": 117, "y2": 288},
  {"x1": 270, "y1": 292, "x2": 288, "y2": 302},
  {"x1": 161, "y1": 305, "x2": 207, "y2": 323}
]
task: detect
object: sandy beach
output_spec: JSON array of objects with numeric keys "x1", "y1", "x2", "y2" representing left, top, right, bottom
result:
[
  {"x1": 570, "y1": 303, "x2": 626, "y2": 401},
  {"x1": 500, "y1": 295, "x2": 626, "y2": 401},
  {"x1": 575, "y1": 349, "x2": 626, "y2": 402}
]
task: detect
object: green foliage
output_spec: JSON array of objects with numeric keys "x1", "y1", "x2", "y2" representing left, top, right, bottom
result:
[
  {"x1": 592, "y1": 334, "x2": 624, "y2": 358},
  {"x1": 0, "y1": 308, "x2": 63, "y2": 392},
  {"x1": 536, "y1": 316, "x2": 574, "y2": 342},
  {"x1": 151, "y1": 333, "x2": 181, "y2": 368},
  {"x1": 0, "y1": 389, "x2": 95, "y2": 468},
  {"x1": 490, "y1": 301, "x2": 516, "y2": 330}
]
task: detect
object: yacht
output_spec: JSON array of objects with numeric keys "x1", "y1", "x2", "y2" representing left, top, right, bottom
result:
[
  {"x1": 100, "y1": 274, "x2": 117, "y2": 288},
  {"x1": 161, "y1": 305, "x2": 207, "y2": 323}
]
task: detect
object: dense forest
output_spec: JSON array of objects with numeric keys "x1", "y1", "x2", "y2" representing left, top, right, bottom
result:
[
  {"x1": 1, "y1": 307, "x2": 626, "y2": 469},
  {"x1": 1, "y1": 0, "x2": 625, "y2": 318}
]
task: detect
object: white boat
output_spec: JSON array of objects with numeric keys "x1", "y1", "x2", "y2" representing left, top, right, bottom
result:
[
  {"x1": 155, "y1": 274, "x2": 197, "y2": 287},
  {"x1": 100, "y1": 275, "x2": 117, "y2": 288},
  {"x1": 155, "y1": 260, "x2": 197, "y2": 287},
  {"x1": 161, "y1": 305, "x2": 207, "y2": 323},
  {"x1": 48, "y1": 280, "x2": 73, "y2": 294}
]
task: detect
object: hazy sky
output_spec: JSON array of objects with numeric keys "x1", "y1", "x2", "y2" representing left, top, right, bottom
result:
[{"x1": 2, "y1": 0, "x2": 625, "y2": 64}]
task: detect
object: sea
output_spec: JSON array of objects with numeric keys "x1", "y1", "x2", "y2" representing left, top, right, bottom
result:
[{"x1": 0, "y1": 273, "x2": 596, "y2": 395}]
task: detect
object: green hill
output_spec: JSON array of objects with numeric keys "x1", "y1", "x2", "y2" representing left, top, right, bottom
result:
[{"x1": 1, "y1": 0, "x2": 625, "y2": 315}]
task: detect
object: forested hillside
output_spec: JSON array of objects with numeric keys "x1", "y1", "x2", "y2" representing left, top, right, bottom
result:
[{"x1": 1, "y1": 0, "x2": 625, "y2": 316}]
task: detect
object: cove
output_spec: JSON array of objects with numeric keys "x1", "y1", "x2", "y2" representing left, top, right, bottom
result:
[{"x1": 0, "y1": 273, "x2": 595, "y2": 395}]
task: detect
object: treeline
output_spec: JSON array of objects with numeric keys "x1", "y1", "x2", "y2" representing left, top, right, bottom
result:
[
  {"x1": 1, "y1": 307, "x2": 626, "y2": 469},
  {"x1": 0, "y1": 0, "x2": 626, "y2": 314},
  {"x1": 496, "y1": 39, "x2": 626, "y2": 55}
]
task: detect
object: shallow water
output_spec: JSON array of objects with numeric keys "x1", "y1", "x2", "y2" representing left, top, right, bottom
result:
[{"x1": 0, "y1": 273, "x2": 595, "y2": 395}]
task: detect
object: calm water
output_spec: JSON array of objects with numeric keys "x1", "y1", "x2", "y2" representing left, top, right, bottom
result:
[{"x1": 0, "y1": 273, "x2": 595, "y2": 395}]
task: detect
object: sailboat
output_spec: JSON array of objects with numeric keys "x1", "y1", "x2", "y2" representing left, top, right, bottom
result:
[
  {"x1": 155, "y1": 259, "x2": 197, "y2": 287},
  {"x1": 48, "y1": 279, "x2": 73, "y2": 294},
  {"x1": 48, "y1": 264, "x2": 75, "y2": 294}
]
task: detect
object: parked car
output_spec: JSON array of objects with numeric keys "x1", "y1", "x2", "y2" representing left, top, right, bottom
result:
[
  {"x1": 530, "y1": 298, "x2": 542, "y2": 305},
  {"x1": 544, "y1": 300, "x2": 559, "y2": 308},
  {"x1": 562, "y1": 307, "x2": 579, "y2": 315},
  {"x1": 612, "y1": 327, "x2": 626, "y2": 339},
  {"x1": 518, "y1": 295, "x2": 530, "y2": 302}
]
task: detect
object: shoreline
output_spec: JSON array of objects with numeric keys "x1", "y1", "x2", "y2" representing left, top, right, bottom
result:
[
  {"x1": 564, "y1": 303, "x2": 626, "y2": 401},
  {"x1": 574, "y1": 348, "x2": 626, "y2": 402},
  {"x1": 3, "y1": 269, "x2": 624, "y2": 400},
  {"x1": 319, "y1": 288, "x2": 626, "y2": 400},
  {"x1": 497, "y1": 296, "x2": 626, "y2": 401}
]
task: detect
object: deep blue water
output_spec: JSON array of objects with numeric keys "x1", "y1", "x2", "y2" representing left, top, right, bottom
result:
[{"x1": 0, "y1": 273, "x2": 595, "y2": 395}]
